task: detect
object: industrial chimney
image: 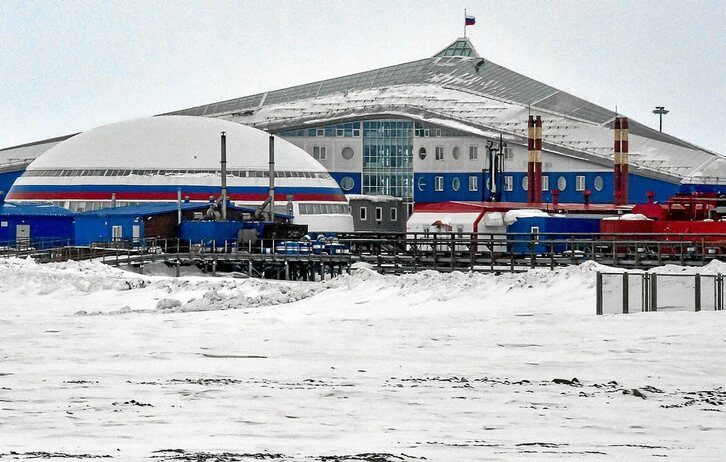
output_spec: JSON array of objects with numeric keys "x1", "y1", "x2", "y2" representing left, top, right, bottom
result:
[
  {"x1": 220, "y1": 131, "x2": 228, "y2": 221},
  {"x1": 268, "y1": 135, "x2": 276, "y2": 221},
  {"x1": 527, "y1": 116, "x2": 535, "y2": 203},
  {"x1": 613, "y1": 117, "x2": 622, "y2": 205},
  {"x1": 620, "y1": 117, "x2": 629, "y2": 204},
  {"x1": 534, "y1": 116, "x2": 543, "y2": 203}
]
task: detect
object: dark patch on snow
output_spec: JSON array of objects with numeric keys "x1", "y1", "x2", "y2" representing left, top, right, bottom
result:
[
  {"x1": 0, "y1": 451, "x2": 112, "y2": 459},
  {"x1": 552, "y1": 377, "x2": 581, "y2": 387}
]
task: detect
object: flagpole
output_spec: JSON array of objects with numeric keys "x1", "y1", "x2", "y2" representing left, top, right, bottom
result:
[{"x1": 464, "y1": 9, "x2": 467, "y2": 38}]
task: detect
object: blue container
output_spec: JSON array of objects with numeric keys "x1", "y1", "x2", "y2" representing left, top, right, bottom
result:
[
  {"x1": 276, "y1": 241, "x2": 300, "y2": 254},
  {"x1": 179, "y1": 220, "x2": 244, "y2": 248},
  {"x1": 508, "y1": 216, "x2": 601, "y2": 254}
]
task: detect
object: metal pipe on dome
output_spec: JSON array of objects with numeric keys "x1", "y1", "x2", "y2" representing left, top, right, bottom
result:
[
  {"x1": 621, "y1": 117, "x2": 629, "y2": 204},
  {"x1": 268, "y1": 135, "x2": 275, "y2": 222},
  {"x1": 527, "y1": 116, "x2": 535, "y2": 203},
  {"x1": 613, "y1": 117, "x2": 622, "y2": 205},
  {"x1": 220, "y1": 131, "x2": 228, "y2": 221},
  {"x1": 534, "y1": 116, "x2": 543, "y2": 203}
]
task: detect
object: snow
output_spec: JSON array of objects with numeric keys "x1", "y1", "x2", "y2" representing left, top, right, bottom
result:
[
  {"x1": 602, "y1": 213, "x2": 652, "y2": 221},
  {"x1": 1, "y1": 257, "x2": 725, "y2": 460},
  {"x1": 503, "y1": 208, "x2": 550, "y2": 225},
  {"x1": 345, "y1": 194, "x2": 401, "y2": 203}
]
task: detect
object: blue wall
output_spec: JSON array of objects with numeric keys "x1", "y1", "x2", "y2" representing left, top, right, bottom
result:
[
  {"x1": 0, "y1": 215, "x2": 74, "y2": 246},
  {"x1": 413, "y1": 171, "x2": 680, "y2": 204},
  {"x1": 179, "y1": 220, "x2": 243, "y2": 247},
  {"x1": 0, "y1": 170, "x2": 25, "y2": 204},
  {"x1": 508, "y1": 216, "x2": 602, "y2": 253},
  {"x1": 330, "y1": 172, "x2": 362, "y2": 194},
  {"x1": 74, "y1": 215, "x2": 142, "y2": 245}
]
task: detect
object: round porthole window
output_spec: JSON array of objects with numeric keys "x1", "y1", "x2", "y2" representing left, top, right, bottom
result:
[
  {"x1": 417, "y1": 177, "x2": 427, "y2": 191},
  {"x1": 557, "y1": 176, "x2": 567, "y2": 191},
  {"x1": 594, "y1": 175, "x2": 604, "y2": 191},
  {"x1": 340, "y1": 176, "x2": 355, "y2": 191},
  {"x1": 452, "y1": 177, "x2": 461, "y2": 191},
  {"x1": 452, "y1": 146, "x2": 460, "y2": 160},
  {"x1": 418, "y1": 147, "x2": 427, "y2": 160},
  {"x1": 341, "y1": 147, "x2": 354, "y2": 160},
  {"x1": 522, "y1": 176, "x2": 529, "y2": 191}
]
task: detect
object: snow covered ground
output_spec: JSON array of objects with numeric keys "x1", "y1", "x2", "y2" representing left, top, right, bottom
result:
[{"x1": 1, "y1": 257, "x2": 725, "y2": 461}]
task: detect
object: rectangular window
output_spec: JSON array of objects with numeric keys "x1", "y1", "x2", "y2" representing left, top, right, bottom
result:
[
  {"x1": 390, "y1": 208, "x2": 398, "y2": 222},
  {"x1": 435, "y1": 176, "x2": 444, "y2": 191},
  {"x1": 316, "y1": 128, "x2": 325, "y2": 137},
  {"x1": 313, "y1": 146, "x2": 327, "y2": 160},
  {"x1": 531, "y1": 226, "x2": 540, "y2": 244},
  {"x1": 503, "y1": 146, "x2": 514, "y2": 160},
  {"x1": 468, "y1": 175, "x2": 478, "y2": 191},
  {"x1": 542, "y1": 175, "x2": 549, "y2": 191},
  {"x1": 576, "y1": 175, "x2": 586, "y2": 191},
  {"x1": 352, "y1": 128, "x2": 360, "y2": 137},
  {"x1": 435, "y1": 128, "x2": 442, "y2": 137},
  {"x1": 112, "y1": 225, "x2": 123, "y2": 242},
  {"x1": 336, "y1": 128, "x2": 344, "y2": 137},
  {"x1": 504, "y1": 176, "x2": 514, "y2": 191},
  {"x1": 435, "y1": 146, "x2": 444, "y2": 161},
  {"x1": 469, "y1": 145, "x2": 478, "y2": 160},
  {"x1": 359, "y1": 206, "x2": 367, "y2": 221},
  {"x1": 375, "y1": 207, "x2": 383, "y2": 221}
]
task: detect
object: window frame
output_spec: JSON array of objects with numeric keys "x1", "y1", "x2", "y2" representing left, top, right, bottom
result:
[{"x1": 576, "y1": 175, "x2": 586, "y2": 191}]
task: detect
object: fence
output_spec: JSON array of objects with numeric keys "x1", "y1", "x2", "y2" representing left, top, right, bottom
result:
[{"x1": 596, "y1": 271, "x2": 725, "y2": 314}]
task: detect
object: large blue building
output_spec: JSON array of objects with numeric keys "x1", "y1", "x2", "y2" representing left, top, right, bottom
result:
[{"x1": 1, "y1": 38, "x2": 723, "y2": 218}]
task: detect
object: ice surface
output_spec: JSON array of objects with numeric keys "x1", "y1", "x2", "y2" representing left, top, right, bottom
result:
[{"x1": 1, "y1": 257, "x2": 725, "y2": 461}]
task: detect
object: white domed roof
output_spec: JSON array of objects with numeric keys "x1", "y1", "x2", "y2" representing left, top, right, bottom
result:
[{"x1": 26, "y1": 116, "x2": 326, "y2": 172}]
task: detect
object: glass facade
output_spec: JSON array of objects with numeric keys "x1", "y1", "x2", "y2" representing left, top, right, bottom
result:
[{"x1": 362, "y1": 120, "x2": 413, "y2": 200}]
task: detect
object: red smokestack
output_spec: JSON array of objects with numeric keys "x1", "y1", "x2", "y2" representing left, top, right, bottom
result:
[
  {"x1": 583, "y1": 189, "x2": 591, "y2": 207},
  {"x1": 551, "y1": 188, "x2": 560, "y2": 209},
  {"x1": 534, "y1": 116, "x2": 543, "y2": 203},
  {"x1": 613, "y1": 117, "x2": 622, "y2": 205},
  {"x1": 621, "y1": 117, "x2": 629, "y2": 204},
  {"x1": 527, "y1": 116, "x2": 535, "y2": 203}
]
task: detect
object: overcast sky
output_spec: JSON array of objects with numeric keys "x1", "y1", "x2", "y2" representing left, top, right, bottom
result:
[{"x1": 1, "y1": 0, "x2": 724, "y2": 153}]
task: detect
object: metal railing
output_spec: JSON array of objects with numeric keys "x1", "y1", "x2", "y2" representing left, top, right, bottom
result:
[
  {"x1": 596, "y1": 271, "x2": 725, "y2": 314},
  {"x1": 2, "y1": 232, "x2": 725, "y2": 277}
]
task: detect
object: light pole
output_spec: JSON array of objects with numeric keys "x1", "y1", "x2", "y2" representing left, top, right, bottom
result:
[{"x1": 653, "y1": 106, "x2": 669, "y2": 132}]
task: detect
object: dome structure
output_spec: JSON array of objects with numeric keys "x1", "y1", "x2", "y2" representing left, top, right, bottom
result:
[
  {"x1": 25, "y1": 116, "x2": 325, "y2": 172},
  {"x1": 7, "y1": 116, "x2": 353, "y2": 232}
]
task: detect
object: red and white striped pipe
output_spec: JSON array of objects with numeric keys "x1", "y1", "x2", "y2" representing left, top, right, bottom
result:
[
  {"x1": 534, "y1": 116, "x2": 543, "y2": 203},
  {"x1": 621, "y1": 117, "x2": 629, "y2": 204},
  {"x1": 613, "y1": 117, "x2": 622, "y2": 205},
  {"x1": 527, "y1": 116, "x2": 535, "y2": 203}
]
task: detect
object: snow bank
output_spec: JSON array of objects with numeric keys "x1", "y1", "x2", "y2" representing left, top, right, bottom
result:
[{"x1": 1, "y1": 257, "x2": 725, "y2": 460}]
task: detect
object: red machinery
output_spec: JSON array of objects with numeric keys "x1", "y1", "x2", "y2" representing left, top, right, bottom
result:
[{"x1": 600, "y1": 192, "x2": 726, "y2": 255}]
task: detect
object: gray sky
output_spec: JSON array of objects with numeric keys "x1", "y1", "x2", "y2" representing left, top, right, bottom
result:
[{"x1": 1, "y1": 0, "x2": 724, "y2": 153}]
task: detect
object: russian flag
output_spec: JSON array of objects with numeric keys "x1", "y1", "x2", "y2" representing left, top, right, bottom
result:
[{"x1": 465, "y1": 15, "x2": 476, "y2": 26}]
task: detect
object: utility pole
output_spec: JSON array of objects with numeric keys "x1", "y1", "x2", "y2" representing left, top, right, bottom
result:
[{"x1": 653, "y1": 106, "x2": 669, "y2": 132}]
